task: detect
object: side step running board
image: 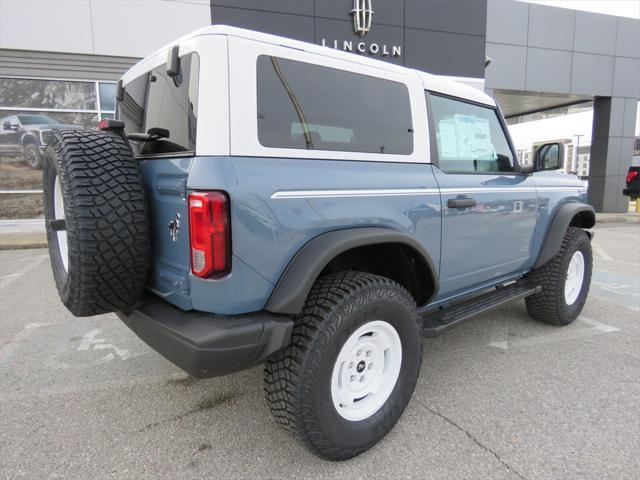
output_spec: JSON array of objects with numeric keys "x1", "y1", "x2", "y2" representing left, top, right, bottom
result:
[{"x1": 420, "y1": 281, "x2": 541, "y2": 338}]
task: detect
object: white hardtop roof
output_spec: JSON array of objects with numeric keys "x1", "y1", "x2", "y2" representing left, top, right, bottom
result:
[{"x1": 123, "y1": 25, "x2": 495, "y2": 107}]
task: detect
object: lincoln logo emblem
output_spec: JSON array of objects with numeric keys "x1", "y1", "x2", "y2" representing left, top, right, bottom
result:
[{"x1": 350, "y1": 0, "x2": 374, "y2": 36}]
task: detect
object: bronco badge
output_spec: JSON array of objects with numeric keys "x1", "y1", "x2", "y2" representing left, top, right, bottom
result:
[{"x1": 168, "y1": 213, "x2": 181, "y2": 242}]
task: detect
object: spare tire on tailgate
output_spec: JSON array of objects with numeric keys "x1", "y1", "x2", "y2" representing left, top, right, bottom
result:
[{"x1": 43, "y1": 129, "x2": 149, "y2": 316}]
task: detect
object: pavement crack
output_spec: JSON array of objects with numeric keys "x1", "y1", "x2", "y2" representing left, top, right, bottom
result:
[
  {"x1": 136, "y1": 391, "x2": 244, "y2": 433},
  {"x1": 416, "y1": 400, "x2": 528, "y2": 480}
]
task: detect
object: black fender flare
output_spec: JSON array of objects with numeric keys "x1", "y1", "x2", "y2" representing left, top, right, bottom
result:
[
  {"x1": 534, "y1": 203, "x2": 595, "y2": 269},
  {"x1": 265, "y1": 227, "x2": 439, "y2": 314}
]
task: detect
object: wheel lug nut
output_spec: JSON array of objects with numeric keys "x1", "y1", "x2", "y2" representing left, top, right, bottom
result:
[
  {"x1": 350, "y1": 375, "x2": 355, "y2": 382},
  {"x1": 357, "y1": 350, "x2": 362, "y2": 356},
  {"x1": 368, "y1": 363, "x2": 373, "y2": 370},
  {"x1": 366, "y1": 350, "x2": 372, "y2": 357},
  {"x1": 348, "y1": 362, "x2": 354, "y2": 369},
  {"x1": 360, "y1": 376, "x2": 365, "y2": 382}
]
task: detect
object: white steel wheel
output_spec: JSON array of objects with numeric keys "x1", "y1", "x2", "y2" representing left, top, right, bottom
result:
[
  {"x1": 564, "y1": 250, "x2": 585, "y2": 305},
  {"x1": 331, "y1": 320, "x2": 402, "y2": 422},
  {"x1": 53, "y1": 174, "x2": 69, "y2": 272}
]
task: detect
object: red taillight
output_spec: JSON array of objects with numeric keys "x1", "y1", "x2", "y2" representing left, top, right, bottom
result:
[
  {"x1": 97, "y1": 119, "x2": 125, "y2": 131},
  {"x1": 626, "y1": 170, "x2": 638, "y2": 185},
  {"x1": 188, "y1": 191, "x2": 231, "y2": 278}
]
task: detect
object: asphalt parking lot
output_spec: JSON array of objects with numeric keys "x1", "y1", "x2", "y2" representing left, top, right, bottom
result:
[{"x1": 1, "y1": 223, "x2": 638, "y2": 479}]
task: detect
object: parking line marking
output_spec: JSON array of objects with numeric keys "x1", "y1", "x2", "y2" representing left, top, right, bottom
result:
[
  {"x1": 0, "y1": 322, "x2": 55, "y2": 362},
  {"x1": 488, "y1": 315, "x2": 620, "y2": 351},
  {"x1": 488, "y1": 315, "x2": 509, "y2": 350},
  {"x1": 592, "y1": 241, "x2": 613, "y2": 261},
  {"x1": 579, "y1": 316, "x2": 621, "y2": 333},
  {"x1": 0, "y1": 255, "x2": 47, "y2": 290}
]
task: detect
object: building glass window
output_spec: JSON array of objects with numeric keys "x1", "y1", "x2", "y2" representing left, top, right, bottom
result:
[
  {"x1": 256, "y1": 55, "x2": 413, "y2": 154},
  {"x1": 0, "y1": 77, "x2": 117, "y2": 129},
  {"x1": 98, "y1": 83, "x2": 117, "y2": 111}
]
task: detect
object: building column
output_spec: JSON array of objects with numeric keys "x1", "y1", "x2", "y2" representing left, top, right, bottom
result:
[{"x1": 588, "y1": 96, "x2": 638, "y2": 213}]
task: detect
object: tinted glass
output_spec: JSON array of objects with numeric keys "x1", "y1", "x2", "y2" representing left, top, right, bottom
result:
[
  {"x1": 0, "y1": 78, "x2": 96, "y2": 110},
  {"x1": 429, "y1": 94, "x2": 514, "y2": 173},
  {"x1": 118, "y1": 52, "x2": 200, "y2": 155},
  {"x1": 257, "y1": 56, "x2": 413, "y2": 154}
]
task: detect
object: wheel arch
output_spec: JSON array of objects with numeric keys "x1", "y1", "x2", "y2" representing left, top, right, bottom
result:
[
  {"x1": 265, "y1": 227, "x2": 439, "y2": 314},
  {"x1": 534, "y1": 202, "x2": 595, "y2": 269},
  {"x1": 21, "y1": 133, "x2": 39, "y2": 147}
]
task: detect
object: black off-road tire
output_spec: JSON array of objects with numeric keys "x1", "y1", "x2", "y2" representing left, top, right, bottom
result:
[
  {"x1": 264, "y1": 271, "x2": 422, "y2": 461},
  {"x1": 525, "y1": 227, "x2": 592, "y2": 326},
  {"x1": 24, "y1": 142, "x2": 43, "y2": 169},
  {"x1": 43, "y1": 129, "x2": 149, "y2": 316}
]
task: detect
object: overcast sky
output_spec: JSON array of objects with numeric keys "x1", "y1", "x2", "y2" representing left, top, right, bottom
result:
[{"x1": 519, "y1": 0, "x2": 640, "y2": 18}]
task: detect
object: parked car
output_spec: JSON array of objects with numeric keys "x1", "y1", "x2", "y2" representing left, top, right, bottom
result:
[
  {"x1": 42, "y1": 26, "x2": 595, "y2": 460},
  {"x1": 623, "y1": 165, "x2": 639, "y2": 200},
  {"x1": 0, "y1": 114, "x2": 80, "y2": 169}
]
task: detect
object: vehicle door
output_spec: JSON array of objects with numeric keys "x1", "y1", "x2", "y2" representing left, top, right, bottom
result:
[
  {"x1": 427, "y1": 92, "x2": 538, "y2": 299},
  {"x1": 0, "y1": 116, "x2": 20, "y2": 153}
]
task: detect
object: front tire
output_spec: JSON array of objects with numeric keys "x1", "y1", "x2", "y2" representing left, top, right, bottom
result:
[
  {"x1": 24, "y1": 142, "x2": 43, "y2": 169},
  {"x1": 264, "y1": 271, "x2": 422, "y2": 460},
  {"x1": 525, "y1": 227, "x2": 592, "y2": 326}
]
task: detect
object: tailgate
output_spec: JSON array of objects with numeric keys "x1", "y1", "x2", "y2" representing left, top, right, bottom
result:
[{"x1": 138, "y1": 157, "x2": 193, "y2": 310}]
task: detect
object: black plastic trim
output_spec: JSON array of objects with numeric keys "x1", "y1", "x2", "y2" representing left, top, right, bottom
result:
[
  {"x1": 421, "y1": 280, "x2": 541, "y2": 337},
  {"x1": 534, "y1": 203, "x2": 596, "y2": 268},
  {"x1": 265, "y1": 227, "x2": 439, "y2": 314},
  {"x1": 117, "y1": 294, "x2": 293, "y2": 378}
]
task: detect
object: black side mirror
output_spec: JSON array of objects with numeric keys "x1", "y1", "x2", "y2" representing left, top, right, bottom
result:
[
  {"x1": 166, "y1": 45, "x2": 180, "y2": 78},
  {"x1": 116, "y1": 79, "x2": 125, "y2": 102},
  {"x1": 2, "y1": 121, "x2": 11, "y2": 130},
  {"x1": 519, "y1": 163, "x2": 535, "y2": 175},
  {"x1": 534, "y1": 142, "x2": 564, "y2": 171}
]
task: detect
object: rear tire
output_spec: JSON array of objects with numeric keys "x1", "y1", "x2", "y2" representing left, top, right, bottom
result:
[
  {"x1": 264, "y1": 271, "x2": 422, "y2": 460},
  {"x1": 43, "y1": 129, "x2": 149, "y2": 316},
  {"x1": 525, "y1": 227, "x2": 592, "y2": 326}
]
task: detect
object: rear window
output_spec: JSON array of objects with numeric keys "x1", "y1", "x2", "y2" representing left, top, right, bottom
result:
[
  {"x1": 256, "y1": 55, "x2": 413, "y2": 155},
  {"x1": 118, "y1": 52, "x2": 199, "y2": 155}
]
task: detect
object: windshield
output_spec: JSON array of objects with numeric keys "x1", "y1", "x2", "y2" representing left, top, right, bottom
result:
[{"x1": 17, "y1": 115, "x2": 60, "y2": 125}]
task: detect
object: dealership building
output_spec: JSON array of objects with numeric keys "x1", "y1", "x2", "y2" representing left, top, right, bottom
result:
[{"x1": 1, "y1": 0, "x2": 638, "y2": 212}]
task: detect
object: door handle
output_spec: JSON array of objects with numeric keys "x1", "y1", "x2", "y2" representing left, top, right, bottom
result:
[{"x1": 447, "y1": 197, "x2": 476, "y2": 209}]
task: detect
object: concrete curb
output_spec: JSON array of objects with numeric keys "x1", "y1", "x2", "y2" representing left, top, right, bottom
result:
[
  {"x1": 0, "y1": 219, "x2": 47, "y2": 250},
  {"x1": 0, "y1": 242, "x2": 47, "y2": 251},
  {"x1": 595, "y1": 213, "x2": 640, "y2": 224}
]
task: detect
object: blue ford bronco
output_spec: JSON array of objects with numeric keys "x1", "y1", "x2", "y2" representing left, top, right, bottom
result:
[{"x1": 43, "y1": 26, "x2": 595, "y2": 460}]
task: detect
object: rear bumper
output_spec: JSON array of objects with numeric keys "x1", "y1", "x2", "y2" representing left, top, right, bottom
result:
[
  {"x1": 623, "y1": 188, "x2": 639, "y2": 198},
  {"x1": 116, "y1": 295, "x2": 294, "y2": 378}
]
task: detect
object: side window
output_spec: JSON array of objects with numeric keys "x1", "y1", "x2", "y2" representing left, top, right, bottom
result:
[
  {"x1": 118, "y1": 52, "x2": 200, "y2": 155},
  {"x1": 428, "y1": 93, "x2": 515, "y2": 173},
  {"x1": 256, "y1": 55, "x2": 413, "y2": 155}
]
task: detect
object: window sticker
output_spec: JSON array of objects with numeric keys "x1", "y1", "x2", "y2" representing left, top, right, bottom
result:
[{"x1": 437, "y1": 114, "x2": 494, "y2": 160}]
